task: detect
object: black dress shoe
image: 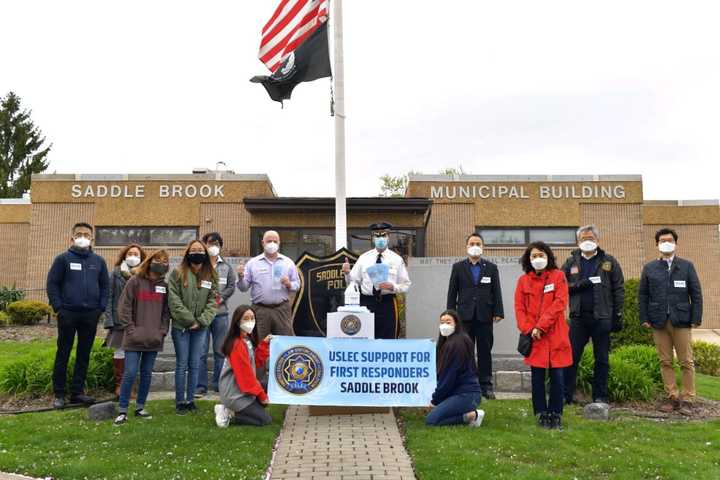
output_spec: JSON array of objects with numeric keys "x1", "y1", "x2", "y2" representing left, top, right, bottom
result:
[
  {"x1": 53, "y1": 397, "x2": 65, "y2": 409},
  {"x1": 482, "y1": 389, "x2": 496, "y2": 400},
  {"x1": 69, "y1": 394, "x2": 95, "y2": 405},
  {"x1": 593, "y1": 397, "x2": 609, "y2": 405}
]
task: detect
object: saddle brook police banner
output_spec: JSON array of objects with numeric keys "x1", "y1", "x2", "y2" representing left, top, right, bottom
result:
[{"x1": 268, "y1": 336, "x2": 436, "y2": 407}]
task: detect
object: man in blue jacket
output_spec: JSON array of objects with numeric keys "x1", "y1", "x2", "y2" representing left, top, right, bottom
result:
[
  {"x1": 639, "y1": 228, "x2": 702, "y2": 415},
  {"x1": 47, "y1": 222, "x2": 109, "y2": 408}
]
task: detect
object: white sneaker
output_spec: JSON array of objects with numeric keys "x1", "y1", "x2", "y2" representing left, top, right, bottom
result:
[
  {"x1": 214, "y1": 404, "x2": 230, "y2": 428},
  {"x1": 469, "y1": 409, "x2": 485, "y2": 427}
]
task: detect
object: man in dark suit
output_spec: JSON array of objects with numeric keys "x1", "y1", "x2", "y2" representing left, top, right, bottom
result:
[{"x1": 447, "y1": 233, "x2": 504, "y2": 399}]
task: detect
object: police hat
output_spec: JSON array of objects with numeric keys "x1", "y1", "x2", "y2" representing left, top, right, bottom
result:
[{"x1": 369, "y1": 222, "x2": 393, "y2": 232}]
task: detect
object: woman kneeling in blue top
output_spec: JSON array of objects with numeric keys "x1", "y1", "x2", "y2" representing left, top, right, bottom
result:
[{"x1": 427, "y1": 309, "x2": 484, "y2": 427}]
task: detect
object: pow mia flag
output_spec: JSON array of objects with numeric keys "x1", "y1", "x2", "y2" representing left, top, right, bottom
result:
[
  {"x1": 251, "y1": 0, "x2": 331, "y2": 103},
  {"x1": 292, "y1": 248, "x2": 358, "y2": 337}
]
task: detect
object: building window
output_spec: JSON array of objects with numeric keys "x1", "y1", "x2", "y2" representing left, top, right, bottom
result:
[
  {"x1": 95, "y1": 227, "x2": 198, "y2": 247},
  {"x1": 477, "y1": 227, "x2": 577, "y2": 246},
  {"x1": 251, "y1": 227, "x2": 424, "y2": 261}
]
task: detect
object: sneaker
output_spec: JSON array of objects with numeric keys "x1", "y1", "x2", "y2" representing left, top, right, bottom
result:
[
  {"x1": 593, "y1": 397, "x2": 610, "y2": 405},
  {"x1": 536, "y1": 412, "x2": 549, "y2": 428},
  {"x1": 194, "y1": 388, "x2": 207, "y2": 399},
  {"x1": 135, "y1": 409, "x2": 153, "y2": 419},
  {"x1": 186, "y1": 401, "x2": 198, "y2": 413},
  {"x1": 549, "y1": 413, "x2": 564, "y2": 430},
  {"x1": 214, "y1": 404, "x2": 231, "y2": 428},
  {"x1": 481, "y1": 389, "x2": 496, "y2": 400},
  {"x1": 469, "y1": 409, "x2": 485, "y2": 427},
  {"x1": 53, "y1": 396, "x2": 65, "y2": 409},
  {"x1": 176, "y1": 404, "x2": 188, "y2": 416},
  {"x1": 113, "y1": 413, "x2": 128, "y2": 426},
  {"x1": 69, "y1": 394, "x2": 96, "y2": 405}
]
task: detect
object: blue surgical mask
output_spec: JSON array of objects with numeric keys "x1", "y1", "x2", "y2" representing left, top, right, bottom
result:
[{"x1": 374, "y1": 236, "x2": 388, "y2": 249}]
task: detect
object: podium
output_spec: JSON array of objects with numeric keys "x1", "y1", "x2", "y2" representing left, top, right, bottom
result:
[{"x1": 308, "y1": 305, "x2": 390, "y2": 416}]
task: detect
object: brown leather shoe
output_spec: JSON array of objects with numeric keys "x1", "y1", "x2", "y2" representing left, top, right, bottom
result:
[
  {"x1": 678, "y1": 401, "x2": 694, "y2": 416},
  {"x1": 658, "y1": 398, "x2": 678, "y2": 413}
]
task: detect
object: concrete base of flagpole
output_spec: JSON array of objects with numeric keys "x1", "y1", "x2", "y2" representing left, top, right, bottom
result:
[{"x1": 308, "y1": 405, "x2": 391, "y2": 416}]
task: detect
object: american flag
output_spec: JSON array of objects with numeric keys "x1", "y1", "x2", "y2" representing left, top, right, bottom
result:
[{"x1": 259, "y1": 0, "x2": 329, "y2": 73}]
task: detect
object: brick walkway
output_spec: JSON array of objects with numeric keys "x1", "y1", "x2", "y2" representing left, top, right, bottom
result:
[{"x1": 269, "y1": 406, "x2": 416, "y2": 480}]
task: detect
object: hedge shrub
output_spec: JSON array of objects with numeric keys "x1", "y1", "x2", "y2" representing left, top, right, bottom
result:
[
  {"x1": 577, "y1": 344, "x2": 658, "y2": 402},
  {"x1": 0, "y1": 285, "x2": 25, "y2": 311},
  {"x1": 693, "y1": 341, "x2": 720, "y2": 376},
  {"x1": 610, "y1": 278, "x2": 653, "y2": 349},
  {"x1": 0, "y1": 339, "x2": 113, "y2": 395},
  {"x1": 0, "y1": 311, "x2": 11, "y2": 326},
  {"x1": 5, "y1": 300, "x2": 53, "y2": 325}
]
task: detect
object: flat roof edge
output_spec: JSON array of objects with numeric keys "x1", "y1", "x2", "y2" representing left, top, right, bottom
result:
[
  {"x1": 408, "y1": 174, "x2": 643, "y2": 182},
  {"x1": 0, "y1": 198, "x2": 31, "y2": 204},
  {"x1": 31, "y1": 173, "x2": 273, "y2": 182},
  {"x1": 644, "y1": 200, "x2": 720, "y2": 207}
]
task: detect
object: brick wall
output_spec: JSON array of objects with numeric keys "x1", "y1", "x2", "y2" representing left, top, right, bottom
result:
[
  {"x1": 581, "y1": 203, "x2": 644, "y2": 279},
  {"x1": 0, "y1": 223, "x2": 30, "y2": 288},
  {"x1": 426, "y1": 203, "x2": 474, "y2": 256},
  {"x1": 200, "y1": 203, "x2": 251, "y2": 256},
  {"x1": 644, "y1": 224, "x2": 720, "y2": 329}
]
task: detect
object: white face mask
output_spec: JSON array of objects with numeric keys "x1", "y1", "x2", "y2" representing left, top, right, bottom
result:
[
  {"x1": 240, "y1": 320, "x2": 256, "y2": 334},
  {"x1": 467, "y1": 245, "x2": 483, "y2": 257},
  {"x1": 73, "y1": 236, "x2": 91, "y2": 249},
  {"x1": 658, "y1": 242, "x2": 676, "y2": 254},
  {"x1": 125, "y1": 255, "x2": 141, "y2": 267},
  {"x1": 531, "y1": 257, "x2": 548, "y2": 271},
  {"x1": 579, "y1": 240, "x2": 597, "y2": 253},
  {"x1": 439, "y1": 323, "x2": 455, "y2": 337},
  {"x1": 264, "y1": 241, "x2": 279, "y2": 255},
  {"x1": 207, "y1": 245, "x2": 220, "y2": 257}
]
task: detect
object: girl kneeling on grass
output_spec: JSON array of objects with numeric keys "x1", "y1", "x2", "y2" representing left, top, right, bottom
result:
[
  {"x1": 113, "y1": 250, "x2": 170, "y2": 426},
  {"x1": 426, "y1": 309, "x2": 484, "y2": 427},
  {"x1": 214, "y1": 305, "x2": 273, "y2": 428}
]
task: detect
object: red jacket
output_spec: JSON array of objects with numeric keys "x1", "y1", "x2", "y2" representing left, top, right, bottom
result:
[
  {"x1": 514, "y1": 268, "x2": 572, "y2": 369},
  {"x1": 228, "y1": 337, "x2": 270, "y2": 402}
]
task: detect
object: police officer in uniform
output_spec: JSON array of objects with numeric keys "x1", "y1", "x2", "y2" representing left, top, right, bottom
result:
[{"x1": 342, "y1": 223, "x2": 411, "y2": 339}]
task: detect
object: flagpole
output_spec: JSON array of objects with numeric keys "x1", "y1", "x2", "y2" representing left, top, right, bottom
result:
[{"x1": 332, "y1": 0, "x2": 347, "y2": 249}]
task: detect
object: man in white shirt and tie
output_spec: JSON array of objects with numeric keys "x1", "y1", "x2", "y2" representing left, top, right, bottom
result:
[{"x1": 342, "y1": 222, "x2": 411, "y2": 339}]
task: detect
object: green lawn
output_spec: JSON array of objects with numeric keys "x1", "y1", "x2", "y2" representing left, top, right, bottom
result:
[
  {"x1": 695, "y1": 373, "x2": 720, "y2": 401},
  {"x1": 0, "y1": 339, "x2": 55, "y2": 370},
  {"x1": 402, "y1": 398, "x2": 720, "y2": 480},
  {"x1": 0, "y1": 400, "x2": 286, "y2": 480}
]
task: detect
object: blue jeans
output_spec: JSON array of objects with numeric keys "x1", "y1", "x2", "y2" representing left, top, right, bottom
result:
[
  {"x1": 119, "y1": 350, "x2": 158, "y2": 412},
  {"x1": 532, "y1": 367, "x2": 564, "y2": 416},
  {"x1": 171, "y1": 328, "x2": 207, "y2": 405},
  {"x1": 426, "y1": 392, "x2": 481, "y2": 426},
  {"x1": 197, "y1": 313, "x2": 229, "y2": 391}
]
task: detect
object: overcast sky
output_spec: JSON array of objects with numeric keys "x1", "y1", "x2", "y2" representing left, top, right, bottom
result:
[{"x1": 1, "y1": 1, "x2": 718, "y2": 200}]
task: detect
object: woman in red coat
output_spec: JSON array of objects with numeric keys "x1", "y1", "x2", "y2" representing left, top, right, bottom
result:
[{"x1": 515, "y1": 241, "x2": 572, "y2": 430}]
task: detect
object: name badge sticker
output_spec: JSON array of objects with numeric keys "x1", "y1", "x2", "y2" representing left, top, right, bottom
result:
[
  {"x1": 201, "y1": 280, "x2": 212, "y2": 289},
  {"x1": 589, "y1": 276, "x2": 602, "y2": 284},
  {"x1": 70, "y1": 263, "x2": 82, "y2": 271},
  {"x1": 481, "y1": 276, "x2": 492, "y2": 284},
  {"x1": 219, "y1": 278, "x2": 227, "y2": 285},
  {"x1": 570, "y1": 266, "x2": 579, "y2": 275},
  {"x1": 674, "y1": 280, "x2": 687, "y2": 288},
  {"x1": 155, "y1": 286, "x2": 167, "y2": 294},
  {"x1": 544, "y1": 283, "x2": 555, "y2": 293}
]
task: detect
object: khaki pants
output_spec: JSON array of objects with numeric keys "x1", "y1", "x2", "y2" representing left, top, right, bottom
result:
[
  {"x1": 652, "y1": 321, "x2": 695, "y2": 402},
  {"x1": 252, "y1": 302, "x2": 294, "y2": 383}
]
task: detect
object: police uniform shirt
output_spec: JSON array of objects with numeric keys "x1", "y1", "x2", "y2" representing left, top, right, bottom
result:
[{"x1": 346, "y1": 248, "x2": 411, "y2": 296}]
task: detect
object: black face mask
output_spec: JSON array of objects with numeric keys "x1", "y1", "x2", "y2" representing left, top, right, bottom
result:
[
  {"x1": 150, "y1": 263, "x2": 169, "y2": 275},
  {"x1": 187, "y1": 253, "x2": 206, "y2": 265}
]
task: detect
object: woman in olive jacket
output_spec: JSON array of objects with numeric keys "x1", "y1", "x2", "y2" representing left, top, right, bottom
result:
[{"x1": 168, "y1": 240, "x2": 218, "y2": 414}]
